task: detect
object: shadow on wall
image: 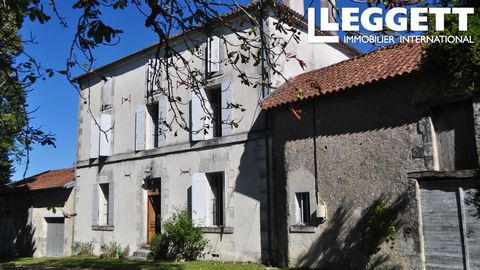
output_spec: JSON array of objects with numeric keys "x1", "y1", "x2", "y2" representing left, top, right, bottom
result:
[
  {"x1": 296, "y1": 192, "x2": 410, "y2": 270},
  {"x1": 233, "y1": 111, "x2": 272, "y2": 264}
]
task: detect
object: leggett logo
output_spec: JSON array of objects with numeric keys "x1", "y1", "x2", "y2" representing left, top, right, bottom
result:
[{"x1": 308, "y1": 6, "x2": 475, "y2": 44}]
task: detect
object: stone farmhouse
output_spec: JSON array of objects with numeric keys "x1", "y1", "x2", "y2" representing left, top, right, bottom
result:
[
  {"x1": 72, "y1": 0, "x2": 355, "y2": 265},
  {"x1": 261, "y1": 43, "x2": 480, "y2": 269}
]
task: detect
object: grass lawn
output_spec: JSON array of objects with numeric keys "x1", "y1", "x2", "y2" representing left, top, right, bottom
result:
[{"x1": 0, "y1": 257, "x2": 267, "y2": 270}]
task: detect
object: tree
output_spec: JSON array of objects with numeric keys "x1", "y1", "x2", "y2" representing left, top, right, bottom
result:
[
  {"x1": 0, "y1": 1, "x2": 55, "y2": 185},
  {"x1": 1, "y1": 0, "x2": 309, "y2": 184}
]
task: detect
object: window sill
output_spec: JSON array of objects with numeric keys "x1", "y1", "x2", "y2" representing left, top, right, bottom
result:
[
  {"x1": 92, "y1": 225, "x2": 114, "y2": 231},
  {"x1": 289, "y1": 225, "x2": 316, "y2": 233},
  {"x1": 200, "y1": 226, "x2": 234, "y2": 234}
]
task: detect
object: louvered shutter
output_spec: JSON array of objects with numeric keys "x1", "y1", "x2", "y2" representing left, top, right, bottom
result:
[
  {"x1": 191, "y1": 89, "x2": 205, "y2": 141},
  {"x1": 158, "y1": 99, "x2": 168, "y2": 147},
  {"x1": 92, "y1": 184, "x2": 99, "y2": 225},
  {"x1": 90, "y1": 118, "x2": 100, "y2": 159},
  {"x1": 108, "y1": 183, "x2": 114, "y2": 226},
  {"x1": 99, "y1": 114, "x2": 112, "y2": 157},
  {"x1": 210, "y1": 36, "x2": 220, "y2": 73},
  {"x1": 192, "y1": 173, "x2": 207, "y2": 227},
  {"x1": 135, "y1": 105, "x2": 146, "y2": 151},
  {"x1": 221, "y1": 81, "x2": 232, "y2": 136}
]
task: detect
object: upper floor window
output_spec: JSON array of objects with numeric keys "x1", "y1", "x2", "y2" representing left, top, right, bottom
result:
[
  {"x1": 205, "y1": 86, "x2": 222, "y2": 139},
  {"x1": 89, "y1": 114, "x2": 112, "y2": 159},
  {"x1": 190, "y1": 82, "x2": 233, "y2": 142},
  {"x1": 102, "y1": 77, "x2": 114, "y2": 110},
  {"x1": 135, "y1": 100, "x2": 168, "y2": 152},
  {"x1": 206, "y1": 36, "x2": 220, "y2": 77}
]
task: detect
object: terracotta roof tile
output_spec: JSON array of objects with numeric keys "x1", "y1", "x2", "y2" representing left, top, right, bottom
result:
[
  {"x1": 14, "y1": 168, "x2": 75, "y2": 191},
  {"x1": 261, "y1": 42, "x2": 424, "y2": 110}
]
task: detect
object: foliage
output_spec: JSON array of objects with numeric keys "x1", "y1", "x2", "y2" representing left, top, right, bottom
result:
[
  {"x1": 0, "y1": 1, "x2": 55, "y2": 185},
  {"x1": 422, "y1": 4, "x2": 480, "y2": 96},
  {"x1": 72, "y1": 241, "x2": 94, "y2": 257},
  {"x1": 367, "y1": 201, "x2": 397, "y2": 251},
  {"x1": 150, "y1": 209, "x2": 207, "y2": 261},
  {"x1": 100, "y1": 241, "x2": 130, "y2": 259}
]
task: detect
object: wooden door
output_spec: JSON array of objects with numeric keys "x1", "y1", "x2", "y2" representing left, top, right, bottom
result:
[
  {"x1": 45, "y1": 217, "x2": 65, "y2": 257},
  {"x1": 147, "y1": 195, "x2": 160, "y2": 243},
  {"x1": 420, "y1": 180, "x2": 480, "y2": 270}
]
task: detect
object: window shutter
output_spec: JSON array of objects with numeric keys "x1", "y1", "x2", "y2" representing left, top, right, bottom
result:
[
  {"x1": 210, "y1": 36, "x2": 220, "y2": 73},
  {"x1": 158, "y1": 99, "x2": 168, "y2": 147},
  {"x1": 99, "y1": 114, "x2": 112, "y2": 157},
  {"x1": 192, "y1": 173, "x2": 207, "y2": 227},
  {"x1": 92, "y1": 184, "x2": 99, "y2": 225},
  {"x1": 108, "y1": 183, "x2": 114, "y2": 226},
  {"x1": 89, "y1": 118, "x2": 100, "y2": 159},
  {"x1": 190, "y1": 89, "x2": 205, "y2": 141},
  {"x1": 103, "y1": 77, "x2": 114, "y2": 107},
  {"x1": 221, "y1": 81, "x2": 233, "y2": 136},
  {"x1": 135, "y1": 105, "x2": 146, "y2": 151}
]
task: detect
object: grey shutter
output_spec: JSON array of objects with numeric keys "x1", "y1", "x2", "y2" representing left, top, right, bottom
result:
[
  {"x1": 221, "y1": 81, "x2": 232, "y2": 136},
  {"x1": 99, "y1": 114, "x2": 112, "y2": 157},
  {"x1": 191, "y1": 89, "x2": 205, "y2": 141},
  {"x1": 192, "y1": 173, "x2": 207, "y2": 227},
  {"x1": 89, "y1": 118, "x2": 100, "y2": 159},
  {"x1": 210, "y1": 36, "x2": 220, "y2": 73},
  {"x1": 158, "y1": 99, "x2": 168, "y2": 147},
  {"x1": 103, "y1": 77, "x2": 113, "y2": 107},
  {"x1": 108, "y1": 183, "x2": 114, "y2": 226},
  {"x1": 135, "y1": 105, "x2": 146, "y2": 151},
  {"x1": 92, "y1": 184, "x2": 99, "y2": 225}
]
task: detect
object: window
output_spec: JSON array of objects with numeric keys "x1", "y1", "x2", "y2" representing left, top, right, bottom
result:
[
  {"x1": 206, "y1": 36, "x2": 220, "y2": 77},
  {"x1": 191, "y1": 172, "x2": 224, "y2": 227},
  {"x1": 92, "y1": 183, "x2": 114, "y2": 227},
  {"x1": 98, "y1": 184, "x2": 110, "y2": 225},
  {"x1": 147, "y1": 103, "x2": 160, "y2": 149},
  {"x1": 205, "y1": 87, "x2": 222, "y2": 139},
  {"x1": 89, "y1": 114, "x2": 112, "y2": 159},
  {"x1": 295, "y1": 192, "x2": 310, "y2": 225},
  {"x1": 207, "y1": 173, "x2": 224, "y2": 226},
  {"x1": 145, "y1": 100, "x2": 168, "y2": 149},
  {"x1": 102, "y1": 77, "x2": 113, "y2": 110}
]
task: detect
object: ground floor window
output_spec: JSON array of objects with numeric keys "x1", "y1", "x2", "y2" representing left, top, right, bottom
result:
[{"x1": 295, "y1": 192, "x2": 310, "y2": 225}]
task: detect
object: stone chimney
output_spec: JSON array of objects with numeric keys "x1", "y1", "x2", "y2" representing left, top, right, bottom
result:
[
  {"x1": 282, "y1": 0, "x2": 304, "y2": 15},
  {"x1": 321, "y1": 0, "x2": 336, "y2": 23}
]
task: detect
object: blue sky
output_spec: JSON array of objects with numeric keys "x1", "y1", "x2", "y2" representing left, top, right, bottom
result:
[{"x1": 13, "y1": 0, "x2": 377, "y2": 180}]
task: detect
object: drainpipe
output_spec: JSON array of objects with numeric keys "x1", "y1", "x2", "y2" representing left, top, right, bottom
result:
[{"x1": 259, "y1": 0, "x2": 273, "y2": 264}]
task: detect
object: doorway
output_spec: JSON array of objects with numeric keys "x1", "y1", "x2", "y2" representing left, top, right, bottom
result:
[
  {"x1": 147, "y1": 193, "x2": 161, "y2": 244},
  {"x1": 45, "y1": 217, "x2": 65, "y2": 256}
]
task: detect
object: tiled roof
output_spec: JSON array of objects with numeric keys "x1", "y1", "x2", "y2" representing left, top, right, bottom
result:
[
  {"x1": 14, "y1": 168, "x2": 75, "y2": 191},
  {"x1": 74, "y1": 1, "x2": 359, "y2": 82},
  {"x1": 260, "y1": 42, "x2": 424, "y2": 110}
]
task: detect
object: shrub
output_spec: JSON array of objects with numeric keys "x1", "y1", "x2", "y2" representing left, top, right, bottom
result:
[
  {"x1": 72, "y1": 241, "x2": 94, "y2": 257},
  {"x1": 150, "y1": 209, "x2": 207, "y2": 261},
  {"x1": 100, "y1": 241, "x2": 130, "y2": 259}
]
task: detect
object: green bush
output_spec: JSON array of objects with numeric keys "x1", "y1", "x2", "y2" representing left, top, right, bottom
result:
[
  {"x1": 150, "y1": 209, "x2": 208, "y2": 261},
  {"x1": 72, "y1": 241, "x2": 93, "y2": 257},
  {"x1": 100, "y1": 241, "x2": 130, "y2": 259}
]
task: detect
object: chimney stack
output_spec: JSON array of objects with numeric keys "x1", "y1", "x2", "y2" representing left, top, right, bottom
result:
[
  {"x1": 321, "y1": 0, "x2": 336, "y2": 23},
  {"x1": 282, "y1": 0, "x2": 304, "y2": 15}
]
